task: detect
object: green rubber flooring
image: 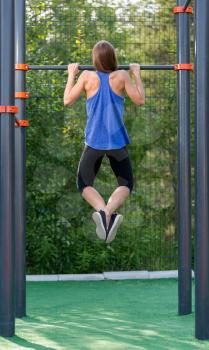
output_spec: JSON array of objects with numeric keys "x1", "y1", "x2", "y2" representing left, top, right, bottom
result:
[{"x1": 0, "y1": 279, "x2": 208, "y2": 349}]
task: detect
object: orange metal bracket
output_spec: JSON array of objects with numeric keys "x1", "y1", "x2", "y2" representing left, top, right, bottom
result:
[
  {"x1": 15, "y1": 64, "x2": 29, "y2": 71},
  {"x1": 173, "y1": 6, "x2": 193, "y2": 14},
  {"x1": 15, "y1": 92, "x2": 30, "y2": 99},
  {"x1": 0, "y1": 106, "x2": 19, "y2": 113},
  {"x1": 15, "y1": 119, "x2": 29, "y2": 127},
  {"x1": 174, "y1": 63, "x2": 193, "y2": 71}
]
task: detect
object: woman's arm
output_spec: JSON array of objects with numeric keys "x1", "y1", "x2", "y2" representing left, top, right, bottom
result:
[
  {"x1": 63, "y1": 63, "x2": 87, "y2": 106},
  {"x1": 123, "y1": 64, "x2": 145, "y2": 105}
]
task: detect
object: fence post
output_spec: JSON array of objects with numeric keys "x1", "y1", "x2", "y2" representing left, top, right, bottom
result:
[
  {"x1": 0, "y1": 0, "x2": 15, "y2": 337},
  {"x1": 195, "y1": 0, "x2": 209, "y2": 340},
  {"x1": 15, "y1": 0, "x2": 27, "y2": 318},
  {"x1": 176, "y1": 0, "x2": 192, "y2": 315}
]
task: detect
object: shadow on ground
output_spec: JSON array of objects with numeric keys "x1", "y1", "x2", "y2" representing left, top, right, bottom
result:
[{"x1": 0, "y1": 279, "x2": 208, "y2": 350}]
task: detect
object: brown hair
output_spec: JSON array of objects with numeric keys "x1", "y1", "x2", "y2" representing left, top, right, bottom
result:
[{"x1": 92, "y1": 40, "x2": 118, "y2": 73}]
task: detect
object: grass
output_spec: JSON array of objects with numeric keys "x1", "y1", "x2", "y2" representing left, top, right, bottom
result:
[{"x1": 0, "y1": 279, "x2": 208, "y2": 349}]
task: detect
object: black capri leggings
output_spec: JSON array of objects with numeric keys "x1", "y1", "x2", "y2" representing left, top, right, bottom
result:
[{"x1": 76, "y1": 145, "x2": 134, "y2": 194}]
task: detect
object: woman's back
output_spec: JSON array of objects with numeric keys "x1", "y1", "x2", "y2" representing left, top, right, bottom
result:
[
  {"x1": 84, "y1": 70, "x2": 125, "y2": 100},
  {"x1": 85, "y1": 70, "x2": 130, "y2": 150}
]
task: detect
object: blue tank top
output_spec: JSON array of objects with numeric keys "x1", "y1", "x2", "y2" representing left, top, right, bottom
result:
[{"x1": 85, "y1": 71, "x2": 131, "y2": 150}]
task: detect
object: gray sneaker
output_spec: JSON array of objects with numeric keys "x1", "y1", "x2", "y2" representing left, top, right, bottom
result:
[
  {"x1": 106, "y1": 212, "x2": 123, "y2": 243},
  {"x1": 92, "y1": 210, "x2": 107, "y2": 240}
]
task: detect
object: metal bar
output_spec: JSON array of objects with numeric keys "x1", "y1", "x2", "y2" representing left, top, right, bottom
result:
[
  {"x1": 176, "y1": 0, "x2": 192, "y2": 316},
  {"x1": 183, "y1": 0, "x2": 192, "y2": 10},
  {"x1": 15, "y1": 0, "x2": 26, "y2": 318},
  {"x1": 28, "y1": 64, "x2": 175, "y2": 71},
  {"x1": 0, "y1": 0, "x2": 15, "y2": 337},
  {"x1": 195, "y1": 0, "x2": 209, "y2": 340}
]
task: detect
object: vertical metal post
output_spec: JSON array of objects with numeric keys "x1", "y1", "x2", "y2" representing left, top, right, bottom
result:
[
  {"x1": 176, "y1": 0, "x2": 192, "y2": 315},
  {"x1": 0, "y1": 0, "x2": 15, "y2": 337},
  {"x1": 15, "y1": 0, "x2": 27, "y2": 318},
  {"x1": 195, "y1": 0, "x2": 209, "y2": 340}
]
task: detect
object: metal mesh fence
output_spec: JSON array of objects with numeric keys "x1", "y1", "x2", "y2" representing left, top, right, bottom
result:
[{"x1": 25, "y1": 0, "x2": 191, "y2": 273}]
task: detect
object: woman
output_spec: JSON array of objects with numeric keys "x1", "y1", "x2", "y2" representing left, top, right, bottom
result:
[{"x1": 64, "y1": 40, "x2": 145, "y2": 243}]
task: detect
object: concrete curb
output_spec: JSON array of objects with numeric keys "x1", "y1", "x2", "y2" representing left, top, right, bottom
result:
[{"x1": 26, "y1": 270, "x2": 195, "y2": 282}]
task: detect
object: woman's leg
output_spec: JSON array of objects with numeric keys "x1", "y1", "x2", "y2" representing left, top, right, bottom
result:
[
  {"x1": 77, "y1": 146, "x2": 106, "y2": 210},
  {"x1": 105, "y1": 148, "x2": 134, "y2": 225},
  {"x1": 105, "y1": 186, "x2": 130, "y2": 213},
  {"x1": 102, "y1": 186, "x2": 129, "y2": 227},
  {"x1": 82, "y1": 186, "x2": 130, "y2": 227},
  {"x1": 77, "y1": 146, "x2": 133, "y2": 228},
  {"x1": 82, "y1": 186, "x2": 106, "y2": 211}
]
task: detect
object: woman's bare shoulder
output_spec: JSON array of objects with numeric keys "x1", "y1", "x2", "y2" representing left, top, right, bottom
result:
[
  {"x1": 82, "y1": 70, "x2": 98, "y2": 81},
  {"x1": 110, "y1": 69, "x2": 129, "y2": 81},
  {"x1": 79, "y1": 70, "x2": 94, "y2": 78},
  {"x1": 112, "y1": 69, "x2": 128, "y2": 76}
]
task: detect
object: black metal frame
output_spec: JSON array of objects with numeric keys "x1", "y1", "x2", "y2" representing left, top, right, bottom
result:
[
  {"x1": 6, "y1": 0, "x2": 209, "y2": 341},
  {"x1": 0, "y1": 0, "x2": 15, "y2": 337},
  {"x1": 176, "y1": 0, "x2": 192, "y2": 316},
  {"x1": 195, "y1": 0, "x2": 209, "y2": 340},
  {"x1": 15, "y1": 2, "x2": 193, "y2": 335},
  {"x1": 15, "y1": 0, "x2": 27, "y2": 319}
]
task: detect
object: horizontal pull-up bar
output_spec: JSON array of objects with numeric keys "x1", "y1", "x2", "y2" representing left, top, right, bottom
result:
[{"x1": 28, "y1": 64, "x2": 175, "y2": 71}]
